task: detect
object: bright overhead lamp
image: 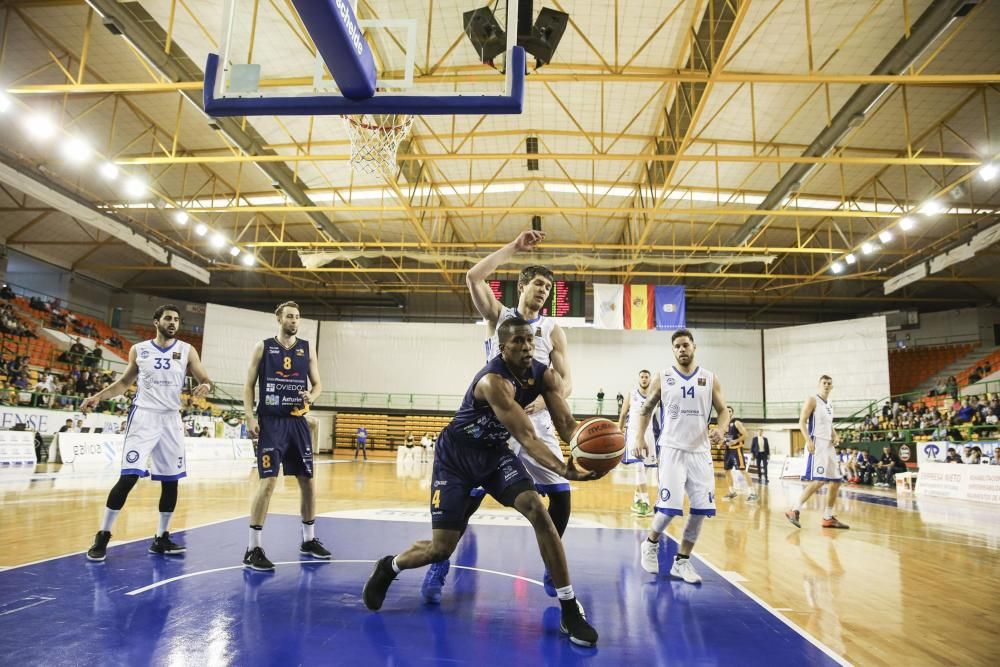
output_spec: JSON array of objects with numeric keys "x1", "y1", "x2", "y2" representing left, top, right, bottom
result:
[
  {"x1": 172, "y1": 210, "x2": 189, "y2": 225},
  {"x1": 60, "y1": 136, "x2": 92, "y2": 165},
  {"x1": 980, "y1": 163, "x2": 997, "y2": 182},
  {"x1": 241, "y1": 253, "x2": 256, "y2": 266},
  {"x1": 122, "y1": 176, "x2": 147, "y2": 199},
  {"x1": 861, "y1": 242, "x2": 876, "y2": 255},
  {"x1": 0, "y1": 93, "x2": 11, "y2": 113},
  {"x1": 831, "y1": 261, "x2": 844, "y2": 274},
  {"x1": 878, "y1": 230, "x2": 893, "y2": 244},
  {"x1": 899, "y1": 216, "x2": 915, "y2": 231},
  {"x1": 98, "y1": 162, "x2": 119, "y2": 181},
  {"x1": 209, "y1": 231, "x2": 226, "y2": 249},
  {"x1": 194, "y1": 222, "x2": 208, "y2": 237},
  {"x1": 845, "y1": 253, "x2": 857, "y2": 265},
  {"x1": 229, "y1": 246, "x2": 240, "y2": 257},
  {"x1": 920, "y1": 200, "x2": 944, "y2": 216},
  {"x1": 24, "y1": 113, "x2": 57, "y2": 142}
]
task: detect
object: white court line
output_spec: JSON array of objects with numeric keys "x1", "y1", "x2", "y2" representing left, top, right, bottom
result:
[
  {"x1": 125, "y1": 560, "x2": 544, "y2": 596},
  {"x1": 0, "y1": 596, "x2": 56, "y2": 616}
]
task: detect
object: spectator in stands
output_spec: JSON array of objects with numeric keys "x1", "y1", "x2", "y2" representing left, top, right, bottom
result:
[
  {"x1": 944, "y1": 447, "x2": 963, "y2": 463},
  {"x1": 875, "y1": 446, "x2": 905, "y2": 487},
  {"x1": 842, "y1": 447, "x2": 857, "y2": 482},
  {"x1": 83, "y1": 346, "x2": 103, "y2": 369},
  {"x1": 856, "y1": 451, "x2": 876, "y2": 484},
  {"x1": 0, "y1": 284, "x2": 14, "y2": 300},
  {"x1": 199, "y1": 426, "x2": 211, "y2": 437},
  {"x1": 969, "y1": 366, "x2": 984, "y2": 384},
  {"x1": 355, "y1": 426, "x2": 368, "y2": 461},
  {"x1": 0, "y1": 383, "x2": 16, "y2": 405},
  {"x1": 75, "y1": 419, "x2": 84, "y2": 432},
  {"x1": 58, "y1": 418, "x2": 73, "y2": 433},
  {"x1": 881, "y1": 401, "x2": 891, "y2": 420},
  {"x1": 966, "y1": 446, "x2": 984, "y2": 465},
  {"x1": 946, "y1": 376, "x2": 959, "y2": 400},
  {"x1": 991, "y1": 448, "x2": 1000, "y2": 465},
  {"x1": 957, "y1": 399, "x2": 976, "y2": 424}
]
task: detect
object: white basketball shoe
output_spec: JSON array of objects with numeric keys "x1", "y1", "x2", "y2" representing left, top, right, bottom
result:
[
  {"x1": 640, "y1": 538, "x2": 660, "y2": 574},
  {"x1": 669, "y1": 557, "x2": 703, "y2": 584}
]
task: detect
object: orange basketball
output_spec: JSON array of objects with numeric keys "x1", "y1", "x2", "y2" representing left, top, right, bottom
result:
[{"x1": 570, "y1": 418, "x2": 625, "y2": 474}]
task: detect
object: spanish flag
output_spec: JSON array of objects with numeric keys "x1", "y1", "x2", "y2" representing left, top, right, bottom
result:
[{"x1": 624, "y1": 284, "x2": 655, "y2": 329}]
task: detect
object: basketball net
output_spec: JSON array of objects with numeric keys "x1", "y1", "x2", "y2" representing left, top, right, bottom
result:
[{"x1": 340, "y1": 113, "x2": 414, "y2": 178}]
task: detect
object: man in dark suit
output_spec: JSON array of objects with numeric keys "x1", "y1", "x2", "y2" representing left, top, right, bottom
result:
[{"x1": 750, "y1": 429, "x2": 770, "y2": 483}]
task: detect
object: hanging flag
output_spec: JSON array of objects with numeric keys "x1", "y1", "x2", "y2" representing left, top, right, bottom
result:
[
  {"x1": 593, "y1": 284, "x2": 624, "y2": 329},
  {"x1": 624, "y1": 284, "x2": 655, "y2": 330},
  {"x1": 654, "y1": 285, "x2": 686, "y2": 330}
]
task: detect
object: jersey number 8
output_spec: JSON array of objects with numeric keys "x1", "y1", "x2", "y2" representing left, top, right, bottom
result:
[{"x1": 283, "y1": 357, "x2": 292, "y2": 370}]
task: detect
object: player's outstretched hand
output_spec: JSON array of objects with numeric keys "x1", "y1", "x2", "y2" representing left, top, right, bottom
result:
[
  {"x1": 708, "y1": 428, "x2": 724, "y2": 446},
  {"x1": 80, "y1": 395, "x2": 99, "y2": 413},
  {"x1": 512, "y1": 229, "x2": 545, "y2": 252},
  {"x1": 192, "y1": 383, "x2": 212, "y2": 398},
  {"x1": 563, "y1": 457, "x2": 603, "y2": 482}
]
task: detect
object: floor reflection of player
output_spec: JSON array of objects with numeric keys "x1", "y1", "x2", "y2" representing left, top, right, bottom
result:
[{"x1": 362, "y1": 318, "x2": 601, "y2": 647}]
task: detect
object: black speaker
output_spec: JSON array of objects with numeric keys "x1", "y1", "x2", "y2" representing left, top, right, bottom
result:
[
  {"x1": 531, "y1": 216, "x2": 542, "y2": 231},
  {"x1": 463, "y1": 8, "x2": 507, "y2": 63}
]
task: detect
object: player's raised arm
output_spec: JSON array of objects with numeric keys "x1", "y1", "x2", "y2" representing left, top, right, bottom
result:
[
  {"x1": 185, "y1": 347, "x2": 214, "y2": 397},
  {"x1": 634, "y1": 373, "x2": 661, "y2": 456},
  {"x1": 466, "y1": 230, "x2": 545, "y2": 325},
  {"x1": 711, "y1": 376, "x2": 730, "y2": 445},
  {"x1": 81, "y1": 345, "x2": 140, "y2": 411},
  {"x1": 548, "y1": 324, "x2": 572, "y2": 397},
  {"x1": 799, "y1": 395, "x2": 817, "y2": 453},
  {"x1": 243, "y1": 341, "x2": 265, "y2": 437}
]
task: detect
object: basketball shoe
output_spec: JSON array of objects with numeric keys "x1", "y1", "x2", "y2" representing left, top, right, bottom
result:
[
  {"x1": 559, "y1": 598, "x2": 598, "y2": 647},
  {"x1": 421, "y1": 559, "x2": 450, "y2": 603},
  {"x1": 640, "y1": 538, "x2": 659, "y2": 573},
  {"x1": 723, "y1": 490, "x2": 737, "y2": 500},
  {"x1": 363, "y1": 555, "x2": 397, "y2": 611},
  {"x1": 148, "y1": 532, "x2": 186, "y2": 555},
  {"x1": 86, "y1": 530, "x2": 112, "y2": 562},
  {"x1": 669, "y1": 556, "x2": 702, "y2": 584},
  {"x1": 746, "y1": 492, "x2": 758, "y2": 502},
  {"x1": 784, "y1": 509, "x2": 801, "y2": 528},
  {"x1": 243, "y1": 546, "x2": 275, "y2": 571},
  {"x1": 300, "y1": 538, "x2": 332, "y2": 559},
  {"x1": 821, "y1": 516, "x2": 850, "y2": 529}
]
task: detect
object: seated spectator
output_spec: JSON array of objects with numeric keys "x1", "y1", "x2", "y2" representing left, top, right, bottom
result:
[
  {"x1": 856, "y1": 451, "x2": 876, "y2": 485},
  {"x1": 0, "y1": 384, "x2": 16, "y2": 405},
  {"x1": 58, "y1": 418, "x2": 74, "y2": 433},
  {"x1": 956, "y1": 399, "x2": 975, "y2": 423},
  {"x1": 946, "y1": 376, "x2": 959, "y2": 399},
  {"x1": 0, "y1": 284, "x2": 14, "y2": 300},
  {"x1": 199, "y1": 426, "x2": 211, "y2": 438},
  {"x1": 881, "y1": 401, "x2": 892, "y2": 420},
  {"x1": 966, "y1": 446, "x2": 984, "y2": 465},
  {"x1": 83, "y1": 346, "x2": 103, "y2": 369},
  {"x1": 875, "y1": 446, "x2": 906, "y2": 487},
  {"x1": 944, "y1": 447, "x2": 963, "y2": 463},
  {"x1": 991, "y1": 448, "x2": 1000, "y2": 465}
]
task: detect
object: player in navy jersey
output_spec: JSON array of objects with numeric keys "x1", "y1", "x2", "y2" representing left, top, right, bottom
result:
[
  {"x1": 363, "y1": 318, "x2": 601, "y2": 647},
  {"x1": 723, "y1": 407, "x2": 757, "y2": 502},
  {"x1": 83, "y1": 304, "x2": 214, "y2": 562},
  {"x1": 241, "y1": 301, "x2": 326, "y2": 571}
]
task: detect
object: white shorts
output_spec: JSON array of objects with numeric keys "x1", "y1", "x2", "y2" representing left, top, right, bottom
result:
[
  {"x1": 120, "y1": 406, "x2": 186, "y2": 480},
  {"x1": 654, "y1": 447, "x2": 716, "y2": 517},
  {"x1": 802, "y1": 440, "x2": 840, "y2": 482},
  {"x1": 508, "y1": 409, "x2": 570, "y2": 493},
  {"x1": 622, "y1": 424, "x2": 655, "y2": 465}
]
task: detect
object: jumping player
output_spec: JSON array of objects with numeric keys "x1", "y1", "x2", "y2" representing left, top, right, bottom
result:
[
  {"x1": 362, "y1": 318, "x2": 600, "y2": 647},
  {"x1": 636, "y1": 328, "x2": 730, "y2": 584},
  {"x1": 84, "y1": 304, "x2": 213, "y2": 561},
  {"x1": 619, "y1": 369, "x2": 656, "y2": 516},
  {"x1": 785, "y1": 375, "x2": 849, "y2": 530},
  {"x1": 422, "y1": 229, "x2": 575, "y2": 601},
  {"x1": 242, "y1": 301, "x2": 329, "y2": 570}
]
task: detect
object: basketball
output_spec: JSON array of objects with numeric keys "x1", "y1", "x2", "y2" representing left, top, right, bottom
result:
[{"x1": 570, "y1": 418, "x2": 625, "y2": 474}]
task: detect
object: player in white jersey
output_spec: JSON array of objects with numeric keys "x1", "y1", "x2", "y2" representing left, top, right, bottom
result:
[
  {"x1": 421, "y1": 229, "x2": 576, "y2": 603},
  {"x1": 617, "y1": 370, "x2": 656, "y2": 516},
  {"x1": 83, "y1": 305, "x2": 214, "y2": 562},
  {"x1": 635, "y1": 328, "x2": 730, "y2": 584},
  {"x1": 785, "y1": 375, "x2": 849, "y2": 529}
]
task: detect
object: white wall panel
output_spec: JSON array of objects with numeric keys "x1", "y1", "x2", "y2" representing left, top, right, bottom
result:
[
  {"x1": 202, "y1": 304, "x2": 319, "y2": 386},
  {"x1": 764, "y1": 316, "x2": 889, "y2": 407}
]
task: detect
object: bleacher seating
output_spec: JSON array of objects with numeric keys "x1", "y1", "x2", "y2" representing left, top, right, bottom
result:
[
  {"x1": 954, "y1": 347, "x2": 1000, "y2": 390},
  {"x1": 133, "y1": 324, "x2": 202, "y2": 353},
  {"x1": 888, "y1": 342, "x2": 975, "y2": 395}
]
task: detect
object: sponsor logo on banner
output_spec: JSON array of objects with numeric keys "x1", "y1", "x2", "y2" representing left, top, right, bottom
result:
[
  {"x1": 923, "y1": 443, "x2": 941, "y2": 460},
  {"x1": 899, "y1": 444, "x2": 911, "y2": 462}
]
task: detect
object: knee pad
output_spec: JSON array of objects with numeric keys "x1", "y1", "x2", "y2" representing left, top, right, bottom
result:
[
  {"x1": 546, "y1": 490, "x2": 571, "y2": 537},
  {"x1": 682, "y1": 514, "x2": 706, "y2": 544},
  {"x1": 159, "y1": 480, "x2": 179, "y2": 513},
  {"x1": 106, "y1": 474, "x2": 140, "y2": 510},
  {"x1": 651, "y1": 511, "x2": 672, "y2": 534}
]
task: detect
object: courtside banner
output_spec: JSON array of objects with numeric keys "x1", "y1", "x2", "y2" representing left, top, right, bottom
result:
[
  {"x1": 654, "y1": 285, "x2": 686, "y2": 330},
  {"x1": 57, "y1": 433, "x2": 255, "y2": 466}
]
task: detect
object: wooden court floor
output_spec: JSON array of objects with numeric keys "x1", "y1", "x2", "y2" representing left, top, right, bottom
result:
[{"x1": 0, "y1": 456, "x2": 996, "y2": 666}]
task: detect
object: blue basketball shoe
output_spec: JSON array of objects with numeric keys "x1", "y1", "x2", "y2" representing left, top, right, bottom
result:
[
  {"x1": 543, "y1": 569, "x2": 557, "y2": 597},
  {"x1": 421, "y1": 559, "x2": 450, "y2": 603}
]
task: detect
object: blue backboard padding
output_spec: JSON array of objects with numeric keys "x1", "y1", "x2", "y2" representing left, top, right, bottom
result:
[
  {"x1": 290, "y1": 0, "x2": 377, "y2": 100},
  {"x1": 203, "y1": 48, "x2": 525, "y2": 117}
]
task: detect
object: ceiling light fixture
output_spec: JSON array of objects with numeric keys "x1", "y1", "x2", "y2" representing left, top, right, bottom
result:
[
  {"x1": 831, "y1": 261, "x2": 844, "y2": 274},
  {"x1": 980, "y1": 163, "x2": 997, "y2": 182},
  {"x1": 229, "y1": 246, "x2": 240, "y2": 257},
  {"x1": 845, "y1": 253, "x2": 857, "y2": 265},
  {"x1": 241, "y1": 253, "x2": 256, "y2": 266},
  {"x1": 920, "y1": 200, "x2": 944, "y2": 216},
  {"x1": 172, "y1": 210, "x2": 189, "y2": 225},
  {"x1": 209, "y1": 231, "x2": 226, "y2": 249},
  {"x1": 878, "y1": 230, "x2": 893, "y2": 244},
  {"x1": 24, "y1": 114, "x2": 57, "y2": 142},
  {"x1": 122, "y1": 176, "x2": 147, "y2": 199},
  {"x1": 899, "y1": 216, "x2": 915, "y2": 231},
  {"x1": 861, "y1": 242, "x2": 876, "y2": 255},
  {"x1": 98, "y1": 162, "x2": 119, "y2": 181},
  {"x1": 194, "y1": 222, "x2": 208, "y2": 237}
]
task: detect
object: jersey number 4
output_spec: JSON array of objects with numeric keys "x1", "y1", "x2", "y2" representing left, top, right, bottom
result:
[
  {"x1": 431, "y1": 489, "x2": 441, "y2": 508},
  {"x1": 153, "y1": 357, "x2": 172, "y2": 369}
]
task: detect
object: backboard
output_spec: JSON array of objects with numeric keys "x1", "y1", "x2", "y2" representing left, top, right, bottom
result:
[{"x1": 205, "y1": 0, "x2": 524, "y2": 117}]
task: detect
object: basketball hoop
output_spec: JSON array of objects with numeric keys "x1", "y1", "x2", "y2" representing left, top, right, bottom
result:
[{"x1": 341, "y1": 113, "x2": 414, "y2": 178}]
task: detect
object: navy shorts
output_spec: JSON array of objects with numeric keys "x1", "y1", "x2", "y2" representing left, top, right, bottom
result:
[
  {"x1": 723, "y1": 447, "x2": 745, "y2": 470},
  {"x1": 257, "y1": 415, "x2": 313, "y2": 478},
  {"x1": 430, "y1": 433, "x2": 534, "y2": 531}
]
